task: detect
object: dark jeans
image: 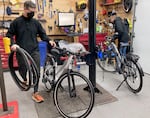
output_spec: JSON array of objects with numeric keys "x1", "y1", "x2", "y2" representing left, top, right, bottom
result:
[
  {"x1": 16, "y1": 51, "x2": 40, "y2": 93},
  {"x1": 119, "y1": 42, "x2": 129, "y2": 57}
]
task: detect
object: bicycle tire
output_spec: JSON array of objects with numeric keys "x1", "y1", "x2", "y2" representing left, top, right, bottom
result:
[
  {"x1": 8, "y1": 48, "x2": 32, "y2": 91},
  {"x1": 97, "y1": 57, "x2": 117, "y2": 72},
  {"x1": 42, "y1": 54, "x2": 55, "y2": 91},
  {"x1": 54, "y1": 71, "x2": 95, "y2": 118},
  {"x1": 125, "y1": 59, "x2": 143, "y2": 93},
  {"x1": 123, "y1": 0, "x2": 133, "y2": 13},
  {"x1": 21, "y1": 48, "x2": 39, "y2": 87}
]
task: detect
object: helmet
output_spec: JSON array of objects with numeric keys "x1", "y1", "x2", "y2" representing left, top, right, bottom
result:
[{"x1": 76, "y1": 0, "x2": 87, "y2": 10}]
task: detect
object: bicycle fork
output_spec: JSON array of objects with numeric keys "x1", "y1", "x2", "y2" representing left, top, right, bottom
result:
[{"x1": 67, "y1": 70, "x2": 77, "y2": 97}]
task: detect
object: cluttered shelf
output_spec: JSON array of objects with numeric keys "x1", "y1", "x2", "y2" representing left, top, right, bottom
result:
[
  {"x1": 103, "y1": 0, "x2": 121, "y2": 6},
  {"x1": 103, "y1": 2, "x2": 121, "y2": 6}
]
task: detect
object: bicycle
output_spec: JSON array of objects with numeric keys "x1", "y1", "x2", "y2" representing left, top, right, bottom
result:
[
  {"x1": 42, "y1": 47, "x2": 95, "y2": 118},
  {"x1": 96, "y1": 36, "x2": 144, "y2": 93}
]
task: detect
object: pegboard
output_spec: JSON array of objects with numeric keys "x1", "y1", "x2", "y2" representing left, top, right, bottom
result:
[
  {"x1": 0, "y1": 0, "x2": 133, "y2": 41},
  {"x1": 35, "y1": 0, "x2": 76, "y2": 35}
]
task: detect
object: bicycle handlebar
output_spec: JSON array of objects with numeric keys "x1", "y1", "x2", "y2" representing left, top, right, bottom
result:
[{"x1": 54, "y1": 47, "x2": 90, "y2": 56}]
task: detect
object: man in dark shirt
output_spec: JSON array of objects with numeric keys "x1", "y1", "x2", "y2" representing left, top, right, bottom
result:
[
  {"x1": 109, "y1": 11, "x2": 130, "y2": 56},
  {"x1": 6, "y1": 1, "x2": 55, "y2": 103}
]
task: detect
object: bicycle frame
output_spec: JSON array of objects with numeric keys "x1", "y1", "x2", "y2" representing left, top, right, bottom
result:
[
  {"x1": 55, "y1": 55, "x2": 74, "y2": 79},
  {"x1": 43, "y1": 48, "x2": 86, "y2": 89}
]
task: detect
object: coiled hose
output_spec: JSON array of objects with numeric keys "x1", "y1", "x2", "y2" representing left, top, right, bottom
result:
[{"x1": 8, "y1": 47, "x2": 39, "y2": 91}]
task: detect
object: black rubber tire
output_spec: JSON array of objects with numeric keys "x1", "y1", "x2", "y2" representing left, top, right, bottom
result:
[
  {"x1": 97, "y1": 58, "x2": 116, "y2": 72},
  {"x1": 123, "y1": 0, "x2": 133, "y2": 13},
  {"x1": 8, "y1": 48, "x2": 32, "y2": 91},
  {"x1": 20, "y1": 48, "x2": 39, "y2": 87},
  {"x1": 125, "y1": 59, "x2": 143, "y2": 93},
  {"x1": 54, "y1": 71, "x2": 95, "y2": 118},
  {"x1": 8, "y1": 47, "x2": 39, "y2": 91}
]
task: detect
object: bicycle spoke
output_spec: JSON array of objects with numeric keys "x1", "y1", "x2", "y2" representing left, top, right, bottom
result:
[
  {"x1": 54, "y1": 72, "x2": 94, "y2": 118},
  {"x1": 125, "y1": 60, "x2": 143, "y2": 93}
]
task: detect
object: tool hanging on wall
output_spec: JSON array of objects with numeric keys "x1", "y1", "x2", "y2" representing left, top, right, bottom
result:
[
  {"x1": 37, "y1": 0, "x2": 40, "y2": 11},
  {"x1": 48, "y1": 26, "x2": 52, "y2": 32},
  {"x1": 49, "y1": 0, "x2": 53, "y2": 19},
  {"x1": 76, "y1": 0, "x2": 87, "y2": 11},
  {"x1": 83, "y1": 11, "x2": 88, "y2": 28},
  {"x1": 37, "y1": 0, "x2": 44, "y2": 14},
  {"x1": 78, "y1": 18, "x2": 83, "y2": 33},
  {"x1": 6, "y1": 6, "x2": 19, "y2": 15},
  {"x1": 42, "y1": 0, "x2": 46, "y2": 14}
]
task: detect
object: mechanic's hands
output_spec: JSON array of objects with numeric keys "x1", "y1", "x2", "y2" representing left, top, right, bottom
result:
[
  {"x1": 49, "y1": 40, "x2": 56, "y2": 47},
  {"x1": 11, "y1": 44, "x2": 20, "y2": 51}
]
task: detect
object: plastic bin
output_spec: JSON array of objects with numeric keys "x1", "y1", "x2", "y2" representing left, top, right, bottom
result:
[{"x1": 39, "y1": 41, "x2": 47, "y2": 67}]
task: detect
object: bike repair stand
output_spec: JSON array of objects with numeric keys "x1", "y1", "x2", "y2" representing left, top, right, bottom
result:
[
  {"x1": 84, "y1": 0, "x2": 102, "y2": 94},
  {"x1": 0, "y1": 51, "x2": 19, "y2": 117},
  {"x1": 0, "y1": 57, "x2": 8, "y2": 114}
]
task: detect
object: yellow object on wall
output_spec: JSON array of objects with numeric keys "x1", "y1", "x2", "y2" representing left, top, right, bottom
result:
[
  {"x1": 3, "y1": 37, "x2": 11, "y2": 54},
  {"x1": 127, "y1": 18, "x2": 133, "y2": 29},
  {"x1": 76, "y1": 0, "x2": 87, "y2": 10},
  {"x1": 114, "y1": 0, "x2": 121, "y2": 3}
]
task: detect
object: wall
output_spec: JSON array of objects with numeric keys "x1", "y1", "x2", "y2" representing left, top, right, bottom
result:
[{"x1": 134, "y1": 0, "x2": 150, "y2": 74}]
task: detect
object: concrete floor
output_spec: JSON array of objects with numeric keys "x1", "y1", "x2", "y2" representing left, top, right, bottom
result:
[{"x1": 1, "y1": 65, "x2": 150, "y2": 118}]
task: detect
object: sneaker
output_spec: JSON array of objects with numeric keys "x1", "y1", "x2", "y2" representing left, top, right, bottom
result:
[{"x1": 32, "y1": 93, "x2": 44, "y2": 103}]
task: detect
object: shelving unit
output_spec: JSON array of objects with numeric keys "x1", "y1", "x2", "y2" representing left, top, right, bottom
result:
[
  {"x1": 103, "y1": 0, "x2": 122, "y2": 6},
  {"x1": 103, "y1": 1, "x2": 121, "y2": 6}
]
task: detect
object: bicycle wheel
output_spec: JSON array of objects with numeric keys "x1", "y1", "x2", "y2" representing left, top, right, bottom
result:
[
  {"x1": 21, "y1": 48, "x2": 39, "y2": 88},
  {"x1": 42, "y1": 54, "x2": 55, "y2": 91},
  {"x1": 8, "y1": 50, "x2": 32, "y2": 91},
  {"x1": 97, "y1": 55, "x2": 117, "y2": 72},
  {"x1": 54, "y1": 71, "x2": 95, "y2": 118},
  {"x1": 125, "y1": 60, "x2": 143, "y2": 93}
]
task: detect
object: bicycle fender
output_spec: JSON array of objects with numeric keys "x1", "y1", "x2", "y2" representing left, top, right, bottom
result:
[
  {"x1": 126, "y1": 53, "x2": 139, "y2": 63},
  {"x1": 136, "y1": 62, "x2": 144, "y2": 77}
]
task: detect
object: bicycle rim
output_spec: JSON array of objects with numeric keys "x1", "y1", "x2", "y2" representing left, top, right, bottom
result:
[
  {"x1": 21, "y1": 48, "x2": 39, "y2": 88},
  {"x1": 8, "y1": 51, "x2": 31, "y2": 91},
  {"x1": 125, "y1": 60, "x2": 143, "y2": 93},
  {"x1": 97, "y1": 57, "x2": 116, "y2": 72},
  {"x1": 54, "y1": 71, "x2": 94, "y2": 118}
]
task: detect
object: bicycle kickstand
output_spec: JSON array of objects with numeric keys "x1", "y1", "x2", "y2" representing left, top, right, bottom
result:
[{"x1": 116, "y1": 73, "x2": 127, "y2": 91}]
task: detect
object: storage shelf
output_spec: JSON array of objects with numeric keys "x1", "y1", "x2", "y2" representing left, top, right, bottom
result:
[
  {"x1": 0, "y1": 15, "x2": 19, "y2": 18},
  {"x1": 103, "y1": 2, "x2": 121, "y2": 6}
]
